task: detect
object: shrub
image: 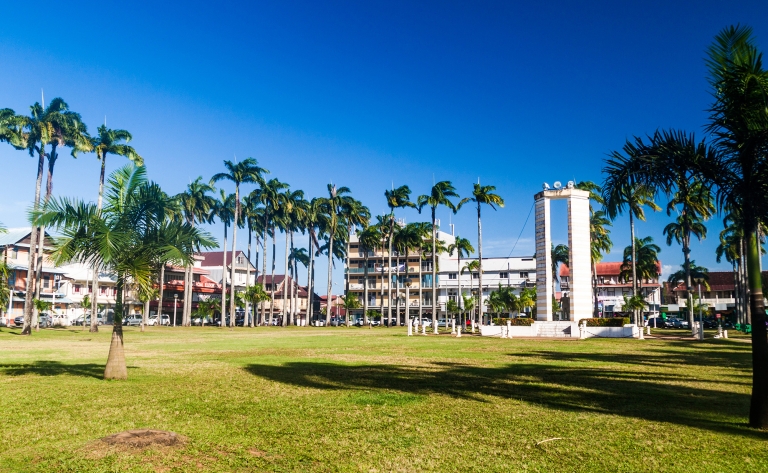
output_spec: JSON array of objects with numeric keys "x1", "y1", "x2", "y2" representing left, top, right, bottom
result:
[
  {"x1": 583, "y1": 317, "x2": 630, "y2": 327},
  {"x1": 492, "y1": 317, "x2": 534, "y2": 326}
]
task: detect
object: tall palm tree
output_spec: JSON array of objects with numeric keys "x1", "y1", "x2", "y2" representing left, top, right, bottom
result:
[
  {"x1": 413, "y1": 222, "x2": 432, "y2": 330},
  {"x1": 303, "y1": 198, "x2": 325, "y2": 326},
  {"x1": 448, "y1": 236, "x2": 474, "y2": 320},
  {"x1": 211, "y1": 158, "x2": 268, "y2": 327},
  {"x1": 417, "y1": 181, "x2": 468, "y2": 332},
  {"x1": 318, "y1": 184, "x2": 354, "y2": 326},
  {"x1": 251, "y1": 178, "x2": 287, "y2": 324},
  {"x1": 87, "y1": 125, "x2": 143, "y2": 332},
  {"x1": 343, "y1": 199, "x2": 370, "y2": 327},
  {"x1": 471, "y1": 183, "x2": 504, "y2": 324},
  {"x1": 279, "y1": 189, "x2": 304, "y2": 326},
  {"x1": 589, "y1": 210, "x2": 613, "y2": 316},
  {"x1": 699, "y1": 26, "x2": 768, "y2": 426},
  {"x1": 384, "y1": 185, "x2": 416, "y2": 327},
  {"x1": 394, "y1": 223, "x2": 423, "y2": 325},
  {"x1": 602, "y1": 151, "x2": 661, "y2": 307},
  {"x1": 176, "y1": 177, "x2": 216, "y2": 326},
  {"x1": 11, "y1": 98, "x2": 91, "y2": 334},
  {"x1": 619, "y1": 236, "x2": 661, "y2": 323},
  {"x1": 33, "y1": 164, "x2": 214, "y2": 378},
  {"x1": 661, "y1": 179, "x2": 715, "y2": 329},
  {"x1": 241, "y1": 194, "x2": 265, "y2": 326},
  {"x1": 358, "y1": 225, "x2": 381, "y2": 326},
  {"x1": 212, "y1": 190, "x2": 235, "y2": 327},
  {"x1": 289, "y1": 246, "x2": 309, "y2": 323}
]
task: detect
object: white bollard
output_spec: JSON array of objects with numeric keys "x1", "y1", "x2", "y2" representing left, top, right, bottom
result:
[
  {"x1": 407, "y1": 321, "x2": 412, "y2": 336},
  {"x1": 457, "y1": 326, "x2": 462, "y2": 338},
  {"x1": 638, "y1": 324, "x2": 645, "y2": 340},
  {"x1": 723, "y1": 330, "x2": 728, "y2": 339},
  {"x1": 422, "y1": 324, "x2": 427, "y2": 335},
  {"x1": 451, "y1": 319, "x2": 456, "y2": 335},
  {"x1": 646, "y1": 325, "x2": 651, "y2": 335},
  {"x1": 500, "y1": 325, "x2": 507, "y2": 338},
  {"x1": 507, "y1": 320, "x2": 512, "y2": 340},
  {"x1": 579, "y1": 321, "x2": 586, "y2": 340},
  {"x1": 433, "y1": 323, "x2": 438, "y2": 335}
]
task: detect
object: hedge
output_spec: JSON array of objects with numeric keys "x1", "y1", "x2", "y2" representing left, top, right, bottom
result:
[
  {"x1": 492, "y1": 317, "x2": 534, "y2": 326},
  {"x1": 583, "y1": 317, "x2": 630, "y2": 327}
]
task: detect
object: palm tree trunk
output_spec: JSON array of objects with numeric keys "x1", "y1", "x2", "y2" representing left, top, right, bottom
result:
[
  {"x1": 746, "y1": 227, "x2": 768, "y2": 427},
  {"x1": 388, "y1": 215, "x2": 394, "y2": 327},
  {"x1": 104, "y1": 274, "x2": 127, "y2": 380},
  {"x1": 477, "y1": 203, "x2": 484, "y2": 326},
  {"x1": 290, "y1": 231, "x2": 296, "y2": 326},
  {"x1": 307, "y1": 232, "x2": 314, "y2": 325},
  {"x1": 418, "y1": 249, "x2": 423, "y2": 330},
  {"x1": 246, "y1": 225, "x2": 252, "y2": 327},
  {"x1": 683, "y1": 235, "x2": 694, "y2": 333},
  {"x1": 457, "y1": 253, "x2": 462, "y2": 325},
  {"x1": 630, "y1": 211, "x2": 638, "y2": 325},
  {"x1": 88, "y1": 154, "x2": 110, "y2": 334},
  {"x1": 229, "y1": 189, "x2": 239, "y2": 328},
  {"x1": 221, "y1": 225, "x2": 228, "y2": 328},
  {"x1": 283, "y1": 229, "x2": 289, "y2": 326},
  {"x1": 380, "y1": 243, "x2": 385, "y2": 322},
  {"x1": 431, "y1": 207, "x2": 437, "y2": 331},
  {"x1": 22, "y1": 149, "x2": 46, "y2": 335},
  {"x1": 262, "y1": 213, "x2": 269, "y2": 325},
  {"x1": 741, "y1": 237, "x2": 751, "y2": 325},
  {"x1": 158, "y1": 264, "x2": 165, "y2": 325},
  {"x1": 270, "y1": 227, "x2": 276, "y2": 325},
  {"x1": 363, "y1": 249, "x2": 369, "y2": 327},
  {"x1": 325, "y1": 225, "x2": 335, "y2": 326},
  {"x1": 593, "y1": 260, "x2": 600, "y2": 317},
  {"x1": 142, "y1": 299, "x2": 149, "y2": 332},
  {"x1": 345, "y1": 240, "x2": 351, "y2": 328}
]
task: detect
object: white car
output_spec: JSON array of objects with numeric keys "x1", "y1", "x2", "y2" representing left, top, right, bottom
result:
[
  {"x1": 412, "y1": 318, "x2": 432, "y2": 327},
  {"x1": 147, "y1": 315, "x2": 170, "y2": 326}
]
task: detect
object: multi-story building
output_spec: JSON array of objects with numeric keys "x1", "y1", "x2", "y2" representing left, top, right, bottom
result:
[
  {"x1": 345, "y1": 228, "x2": 456, "y2": 324},
  {"x1": 199, "y1": 250, "x2": 258, "y2": 292},
  {"x1": 256, "y1": 274, "x2": 320, "y2": 324},
  {"x1": 667, "y1": 270, "x2": 768, "y2": 314},
  {"x1": 559, "y1": 261, "x2": 662, "y2": 317},
  {"x1": 437, "y1": 255, "x2": 537, "y2": 320}
]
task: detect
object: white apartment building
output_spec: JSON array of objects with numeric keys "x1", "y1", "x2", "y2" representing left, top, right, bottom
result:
[{"x1": 437, "y1": 255, "x2": 537, "y2": 319}]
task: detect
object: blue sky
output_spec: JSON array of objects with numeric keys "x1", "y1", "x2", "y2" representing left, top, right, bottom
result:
[{"x1": 1, "y1": 1, "x2": 766, "y2": 292}]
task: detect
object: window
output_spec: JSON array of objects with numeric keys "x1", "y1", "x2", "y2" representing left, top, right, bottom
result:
[
  {"x1": 607, "y1": 288, "x2": 615, "y2": 296},
  {"x1": 350, "y1": 244, "x2": 359, "y2": 249},
  {"x1": 448, "y1": 273, "x2": 457, "y2": 280},
  {"x1": 100, "y1": 286, "x2": 107, "y2": 295},
  {"x1": 74, "y1": 284, "x2": 81, "y2": 294},
  {"x1": 519, "y1": 272, "x2": 529, "y2": 279},
  {"x1": 472, "y1": 272, "x2": 479, "y2": 279},
  {"x1": 499, "y1": 272, "x2": 508, "y2": 279},
  {"x1": 237, "y1": 256, "x2": 244, "y2": 264}
]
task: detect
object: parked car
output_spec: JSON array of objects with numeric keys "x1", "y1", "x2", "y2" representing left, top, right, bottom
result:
[
  {"x1": 125, "y1": 315, "x2": 144, "y2": 326},
  {"x1": 437, "y1": 318, "x2": 448, "y2": 328},
  {"x1": 14, "y1": 315, "x2": 24, "y2": 327},
  {"x1": 83, "y1": 315, "x2": 105, "y2": 326},
  {"x1": 329, "y1": 317, "x2": 344, "y2": 326},
  {"x1": 646, "y1": 317, "x2": 666, "y2": 328},
  {"x1": 192, "y1": 316, "x2": 214, "y2": 326},
  {"x1": 147, "y1": 315, "x2": 170, "y2": 326}
]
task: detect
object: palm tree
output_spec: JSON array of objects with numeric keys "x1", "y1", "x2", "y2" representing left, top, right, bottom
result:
[
  {"x1": 417, "y1": 181, "x2": 468, "y2": 332},
  {"x1": 10, "y1": 98, "x2": 91, "y2": 335},
  {"x1": 251, "y1": 179, "x2": 288, "y2": 325},
  {"x1": 211, "y1": 158, "x2": 268, "y2": 327},
  {"x1": 413, "y1": 222, "x2": 432, "y2": 330},
  {"x1": 471, "y1": 183, "x2": 504, "y2": 324},
  {"x1": 33, "y1": 164, "x2": 215, "y2": 378},
  {"x1": 551, "y1": 243, "x2": 570, "y2": 301},
  {"x1": 619, "y1": 236, "x2": 661, "y2": 324},
  {"x1": 448, "y1": 236, "x2": 474, "y2": 320},
  {"x1": 88, "y1": 125, "x2": 143, "y2": 331},
  {"x1": 384, "y1": 185, "x2": 416, "y2": 327},
  {"x1": 241, "y1": 194, "x2": 265, "y2": 326},
  {"x1": 358, "y1": 225, "x2": 381, "y2": 326},
  {"x1": 289, "y1": 246, "x2": 309, "y2": 324},
  {"x1": 318, "y1": 184, "x2": 357, "y2": 326},
  {"x1": 303, "y1": 198, "x2": 325, "y2": 326},
  {"x1": 243, "y1": 283, "x2": 271, "y2": 323},
  {"x1": 602, "y1": 150, "x2": 661, "y2": 308},
  {"x1": 667, "y1": 261, "x2": 710, "y2": 291},
  {"x1": 589, "y1": 210, "x2": 613, "y2": 316},
  {"x1": 661, "y1": 179, "x2": 715, "y2": 329},
  {"x1": 394, "y1": 223, "x2": 423, "y2": 325},
  {"x1": 212, "y1": 190, "x2": 235, "y2": 327},
  {"x1": 176, "y1": 177, "x2": 216, "y2": 326},
  {"x1": 193, "y1": 298, "x2": 220, "y2": 327}
]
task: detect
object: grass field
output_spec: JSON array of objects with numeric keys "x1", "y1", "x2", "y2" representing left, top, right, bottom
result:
[{"x1": 0, "y1": 326, "x2": 766, "y2": 472}]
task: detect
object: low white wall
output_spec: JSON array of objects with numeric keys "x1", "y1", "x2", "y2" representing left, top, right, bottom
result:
[
  {"x1": 479, "y1": 325, "x2": 535, "y2": 337},
  {"x1": 581, "y1": 324, "x2": 637, "y2": 338}
]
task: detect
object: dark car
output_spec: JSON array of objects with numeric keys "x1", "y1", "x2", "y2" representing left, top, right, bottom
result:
[
  {"x1": 329, "y1": 317, "x2": 344, "y2": 326},
  {"x1": 13, "y1": 315, "x2": 24, "y2": 327}
]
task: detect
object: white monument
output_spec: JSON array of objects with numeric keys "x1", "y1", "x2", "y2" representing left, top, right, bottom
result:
[{"x1": 534, "y1": 182, "x2": 592, "y2": 323}]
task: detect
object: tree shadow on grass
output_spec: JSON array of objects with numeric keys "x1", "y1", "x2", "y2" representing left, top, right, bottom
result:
[
  {"x1": 244, "y1": 357, "x2": 767, "y2": 440},
  {"x1": 0, "y1": 360, "x2": 113, "y2": 379}
]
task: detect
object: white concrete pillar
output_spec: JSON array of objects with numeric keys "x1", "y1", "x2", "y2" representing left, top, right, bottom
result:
[
  {"x1": 457, "y1": 326, "x2": 462, "y2": 338},
  {"x1": 407, "y1": 321, "x2": 412, "y2": 336},
  {"x1": 534, "y1": 196, "x2": 552, "y2": 321},
  {"x1": 567, "y1": 193, "x2": 592, "y2": 324}
]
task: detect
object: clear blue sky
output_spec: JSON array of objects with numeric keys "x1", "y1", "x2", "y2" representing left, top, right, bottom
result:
[{"x1": 1, "y1": 0, "x2": 766, "y2": 292}]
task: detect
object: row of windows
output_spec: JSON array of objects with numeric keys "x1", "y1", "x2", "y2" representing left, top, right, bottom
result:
[
  {"x1": 447, "y1": 271, "x2": 529, "y2": 280},
  {"x1": 73, "y1": 284, "x2": 117, "y2": 296}
]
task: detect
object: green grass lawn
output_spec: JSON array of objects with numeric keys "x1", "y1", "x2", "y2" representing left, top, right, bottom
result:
[{"x1": 0, "y1": 326, "x2": 766, "y2": 472}]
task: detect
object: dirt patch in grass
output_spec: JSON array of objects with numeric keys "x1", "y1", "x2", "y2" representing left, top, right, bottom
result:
[{"x1": 99, "y1": 429, "x2": 186, "y2": 449}]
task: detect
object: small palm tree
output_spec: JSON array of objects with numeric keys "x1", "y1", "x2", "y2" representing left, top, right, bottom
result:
[
  {"x1": 194, "y1": 298, "x2": 220, "y2": 327},
  {"x1": 471, "y1": 183, "x2": 504, "y2": 324},
  {"x1": 33, "y1": 164, "x2": 215, "y2": 378},
  {"x1": 417, "y1": 182, "x2": 468, "y2": 331},
  {"x1": 211, "y1": 158, "x2": 269, "y2": 327},
  {"x1": 551, "y1": 243, "x2": 570, "y2": 300},
  {"x1": 589, "y1": 211, "x2": 613, "y2": 316}
]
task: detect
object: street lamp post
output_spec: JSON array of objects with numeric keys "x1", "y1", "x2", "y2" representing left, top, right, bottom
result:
[
  {"x1": 693, "y1": 277, "x2": 704, "y2": 341},
  {"x1": 173, "y1": 294, "x2": 178, "y2": 328}
]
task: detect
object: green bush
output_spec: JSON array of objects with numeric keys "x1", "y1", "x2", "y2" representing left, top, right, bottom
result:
[
  {"x1": 583, "y1": 317, "x2": 630, "y2": 327},
  {"x1": 492, "y1": 317, "x2": 534, "y2": 326}
]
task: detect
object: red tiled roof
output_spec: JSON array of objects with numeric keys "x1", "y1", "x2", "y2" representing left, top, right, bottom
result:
[
  {"x1": 198, "y1": 251, "x2": 248, "y2": 267},
  {"x1": 671, "y1": 271, "x2": 735, "y2": 292},
  {"x1": 560, "y1": 261, "x2": 662, "y2": 277}
]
